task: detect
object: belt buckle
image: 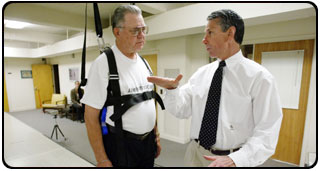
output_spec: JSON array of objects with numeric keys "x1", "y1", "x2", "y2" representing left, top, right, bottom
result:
[
  {"x1": 140, "y1": 131, "x2": 150, "y2": 140},
  {"x1": 210, "y1": 147, "x2": 217, "y2": 154}
]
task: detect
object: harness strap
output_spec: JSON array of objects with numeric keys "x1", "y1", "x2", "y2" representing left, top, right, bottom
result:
[
  {"x1": 110, "y1": 91, "x2": 165, "y2": 122},
  {"x1": 104, "y1": 47, "x2": 127, "y2": 166},
  {"x1": 139, "y1": 55, "x2": 153, "y2": 76},
  {"x1": 93, "y1": 3, "x2": 108, "y2": 52},
  {"x1": 104, "y1": 48, "x2": 121, "y2": 97},
  {"x1": 93, "y1": 3, "x2": 103, "y2": 38},
  {"x1": 79, "y1": 3, "x2": 88, "y2": 89}
]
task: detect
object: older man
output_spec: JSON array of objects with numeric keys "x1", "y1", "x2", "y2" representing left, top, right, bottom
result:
[
  {"x1": 81, "y1": 5, "x2": 160, "y2": 167},
  {"x1": 148, "y1": 9, "x2": 283, "y2": 167}
]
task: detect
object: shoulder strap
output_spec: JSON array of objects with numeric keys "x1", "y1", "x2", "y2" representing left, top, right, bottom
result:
[
  {"x1": 103, "y1": 47, "x2": 127, "y2": 166},
  {"x1": 103, "y1": 48, "x2": 121, "y2": 98},
  {"x1": 139, "y1": 55, "x2": 153, "y2": 76}
]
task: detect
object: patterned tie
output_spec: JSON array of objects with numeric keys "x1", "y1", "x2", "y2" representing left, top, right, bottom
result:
[{"x1": 199, "y1": 60, "x2": 226, "y2": 150}]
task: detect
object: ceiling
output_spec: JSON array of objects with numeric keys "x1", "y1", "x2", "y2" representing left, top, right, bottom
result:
[{"x1": 3, "y1": 2, "x2": 193, "y2": 49}]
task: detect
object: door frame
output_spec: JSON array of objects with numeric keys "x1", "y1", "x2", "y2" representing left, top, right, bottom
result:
[{"x1": 253, "y1": 39, "x2": 314, "y2": 165}]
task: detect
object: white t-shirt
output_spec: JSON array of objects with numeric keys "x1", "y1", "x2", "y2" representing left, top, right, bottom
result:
[{"x1": 80, "y1": 45, "x2": 156, "y2": 134}]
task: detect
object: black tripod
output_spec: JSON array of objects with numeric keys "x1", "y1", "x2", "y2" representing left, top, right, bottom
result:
[{"x1": 50, "y1": 114, "x2": 67, "y2": 141}]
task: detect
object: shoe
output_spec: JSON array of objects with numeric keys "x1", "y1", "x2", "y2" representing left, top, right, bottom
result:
[{"x1": 80, "y1": 120, "x2": 85, "y2": 123}]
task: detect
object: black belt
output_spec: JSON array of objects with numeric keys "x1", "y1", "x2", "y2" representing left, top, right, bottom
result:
[
  {"x1": 194, "y1": 139, "x2": 240, "y2": 156},
  {"x1": 107, "y1": 124, "x2": 151, "y2": 141}
]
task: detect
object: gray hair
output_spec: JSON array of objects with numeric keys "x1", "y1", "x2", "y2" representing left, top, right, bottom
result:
[
  {"x1": 207, "y1": 9, "x2": 244, "y2": 45},
  {"x1": 112, "y1": 5, "x2": 142, "y2": 29}
]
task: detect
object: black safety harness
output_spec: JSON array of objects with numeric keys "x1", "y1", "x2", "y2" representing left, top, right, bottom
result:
[
  {"x1": 104, "y1": 48, "x2": 165, "y2": 123},
  {"x1": 103, "y1": 48, "x2": 165, "y2": 166},
  {"x1": 80, "y1": 3, "x2": 165, "y2": 166}
]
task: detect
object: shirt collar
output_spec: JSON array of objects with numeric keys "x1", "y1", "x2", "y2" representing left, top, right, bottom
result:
[
  {"x1": 111, "y1": 44, "x2": 138, "y2": 62},
  {"x1": 216, "y1": 50, "x2": 243, "y2": 68}
]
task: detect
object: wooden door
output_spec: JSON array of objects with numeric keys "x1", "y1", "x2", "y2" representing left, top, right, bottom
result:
[
  {"x1": 31, "y1": 64, "x2": 54, "y2": 108},
  {"x1": 142, "y1": 54, "x2": 158, "y2": 76},
  {"x1": 4, "y1": 74, "x2": 10, "y2": 112},
  {"x1": 254, "y1": 39, "x2": 314, "y2": 165}
]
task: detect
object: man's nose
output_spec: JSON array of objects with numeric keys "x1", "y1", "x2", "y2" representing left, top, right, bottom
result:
[
  {"x1": 137, "y1": 31, "x2": 144, "y2": 38},
  {"x1": 202, "y1": 37, "x2": 208, "y2": 45}
]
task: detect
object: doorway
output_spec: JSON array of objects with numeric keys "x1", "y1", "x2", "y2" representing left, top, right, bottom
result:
[
  {"x1": 53, "y1": 64, "x2": 61, "y2": 94},
  {"x1": 253, "y1": 39, "x2": 314, "y2": 165},
  {"x1": 31, "y1": 64, "x2": 54, "y2": 108}
]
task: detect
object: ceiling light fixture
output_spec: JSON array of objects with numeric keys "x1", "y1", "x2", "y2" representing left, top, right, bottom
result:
[{"x1": 4, "y1": 19, "x2": 32, "y2": 29}]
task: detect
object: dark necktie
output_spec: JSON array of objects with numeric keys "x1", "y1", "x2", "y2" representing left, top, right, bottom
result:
[{"x1": 199, "y1": 60, "x2": 226, "y2": 150}]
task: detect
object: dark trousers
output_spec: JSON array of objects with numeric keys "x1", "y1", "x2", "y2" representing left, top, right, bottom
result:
[
  {"x1": 71, "y1": 104, "x2": 84, "y2": 121},
  {"x1": 102, "y1": 129, "x2": 157, "y2": 167}
]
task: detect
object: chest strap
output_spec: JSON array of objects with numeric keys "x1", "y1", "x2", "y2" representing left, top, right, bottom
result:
[
  {"x1": 103, "y1": 48, "x2": 165, "y2": 122},
  {"x1": 109, "y1": 91, "x2": 165, "y2": 122}
]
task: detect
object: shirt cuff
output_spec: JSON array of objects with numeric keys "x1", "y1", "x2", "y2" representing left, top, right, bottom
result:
[
  {"x1": 228, "y1": 149, "x2": 248, "y2": 167},
  {"x1": 164, "y1": 87, "x2": 179, "y2": 95}
]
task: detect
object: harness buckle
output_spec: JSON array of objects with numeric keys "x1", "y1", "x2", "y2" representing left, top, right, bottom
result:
[
  {"x1": 109, "y1": 73, "x2": 119, "y2": 80},
  {"x1": 97, "y1": 37, "x2": 109, "y2": 52},
  {"x1": 142, "y1": 91, "x2": 153, "y2": 100},
  {"x1": 142, "y1": 92, "x2": 149, "y2": 100}
]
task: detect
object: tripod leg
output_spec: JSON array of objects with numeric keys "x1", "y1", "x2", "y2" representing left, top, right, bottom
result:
[
  {"x1": 57, "y1": 126, "x2": 65, "y2": 138},
  {"x1": 51, "y1": 125, "x2": 56, "y2": 139},
  {"x1": 56, "y1": 126, "x2": 58, "y2": 140}
]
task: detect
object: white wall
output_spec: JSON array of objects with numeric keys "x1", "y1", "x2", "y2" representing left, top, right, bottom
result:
[
  {"x1": 188, "y1": 34, "x2": 209, "y2": 76},
  {"x1": 244, "y1": 17, "x2": 316, "y2": 45},
  {"x1": 4, "y1": 58, "x2": 43, "y2": 112},
  {"x1": 154, "y1": 36, "x2": 190, "y2": 143},
  {"x1": 47, "y1": 49, "x2": 100, "y2": 104}
]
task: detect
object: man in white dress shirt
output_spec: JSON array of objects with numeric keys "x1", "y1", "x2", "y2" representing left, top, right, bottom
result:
[{"x1": 148, "y1": 9, "x2": 283, "y2": 167}]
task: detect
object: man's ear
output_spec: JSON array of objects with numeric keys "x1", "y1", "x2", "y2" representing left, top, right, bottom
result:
[
  {"x1": 227, "y1": 26, "x2": 236, "y2": 42},
  {"x1": 113, "y1": 27, "x2": 120, "y2": 37}
]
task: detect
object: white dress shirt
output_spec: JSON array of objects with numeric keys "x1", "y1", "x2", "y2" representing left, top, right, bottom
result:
[{"x1": 164, "y1": 50, "x2": 283, "y2": 167}]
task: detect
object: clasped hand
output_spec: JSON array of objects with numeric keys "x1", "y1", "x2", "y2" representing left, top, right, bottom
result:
[{"x1": 204, "y1": 155, "x2": 236, "y2": 167}]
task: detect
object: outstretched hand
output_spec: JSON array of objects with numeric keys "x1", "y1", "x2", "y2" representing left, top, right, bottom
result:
[{"x1": 147, "y1": 74, "x2": 183, "y2": 89}]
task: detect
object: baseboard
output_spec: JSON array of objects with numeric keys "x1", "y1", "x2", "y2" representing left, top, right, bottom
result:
[
  {"x1": 9, "y1": 107, "x2": 37, "y2": 113},
  {"x1": 269, "y1": 158, "x2": 299, "y2": 167},
  {"x1": 160, "y1": 133, "x2": 190, "y2": 144}
]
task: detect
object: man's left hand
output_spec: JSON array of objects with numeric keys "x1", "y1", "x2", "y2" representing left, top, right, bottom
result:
[
  {"x1": 155, "y1": 134, "x2": 161, "y2": 158},
  {"x1": 203, "y1": 155, "x2": 236, "y2": 167}
]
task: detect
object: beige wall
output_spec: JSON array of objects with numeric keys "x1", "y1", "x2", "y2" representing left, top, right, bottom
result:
[{"x1": 4, "y1": 58, "x2": 43, "y2": 112}]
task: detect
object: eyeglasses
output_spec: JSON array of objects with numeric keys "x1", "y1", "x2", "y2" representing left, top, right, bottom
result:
[{"x1": 118, "y1": 26, "x2": 149, "y2": 36}]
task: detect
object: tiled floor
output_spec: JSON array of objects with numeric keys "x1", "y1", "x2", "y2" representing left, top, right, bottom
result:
[
  {"x1": 4, "y1": 113, "x2": 94, "y2": 167},
  {"x1": 7, "y1": 109, "x2": 298, "y2": 167}
]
